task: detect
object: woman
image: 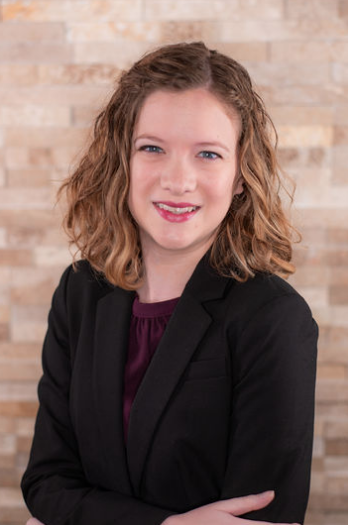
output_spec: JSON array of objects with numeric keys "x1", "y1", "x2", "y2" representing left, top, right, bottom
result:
[{"x1": 22, "y1": 42, "x2": 317, "y2": 525}]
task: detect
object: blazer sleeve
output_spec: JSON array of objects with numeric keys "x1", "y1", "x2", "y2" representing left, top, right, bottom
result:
[
  {"x1": 221, "y1": 291, "x2": 318, "y2": 524},
  {"x1": 21, "y1": 267, "x2": 174, "y2": 525}
]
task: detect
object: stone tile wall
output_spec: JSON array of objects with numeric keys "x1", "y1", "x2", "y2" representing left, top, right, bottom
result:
[{"x1": 0, "y1": 1, "x2": 347, "y2": 524}]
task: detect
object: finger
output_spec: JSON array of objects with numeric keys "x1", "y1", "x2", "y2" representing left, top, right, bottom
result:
[
  {"x1": 215, "y1": 490, "x2": 275, "y2": 515},
  {"x1": 26, "y1": 519, "x2": 46, "y2": 525}
]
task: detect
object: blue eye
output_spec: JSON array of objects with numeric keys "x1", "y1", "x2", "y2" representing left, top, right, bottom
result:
[
  {"x1": 139, "y1": 145, "x2": 163, "y2": 153},
  {"x1": 198, "y1": 151, "x2": 221, "y2": 160}
]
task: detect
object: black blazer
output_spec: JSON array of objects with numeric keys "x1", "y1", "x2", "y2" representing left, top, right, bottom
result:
[{"x1": 22, "y1": 256, "x2": 318, "y2": 525}]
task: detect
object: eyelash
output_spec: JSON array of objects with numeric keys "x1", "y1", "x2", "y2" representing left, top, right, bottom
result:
[
  {"x1": 138, "y1": 145, "x2": 222, "y2": 160},
  {"x1": 198, "y1": 151, "x2": 222, "y2": 160},
  {"x1": 139, "y1": 145, "x2": 164, "y2": 153}
]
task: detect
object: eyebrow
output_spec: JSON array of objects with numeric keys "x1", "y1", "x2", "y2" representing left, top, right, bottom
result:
[
  {"x1": 133, "y1": 135, "x2": 165, "y2": 144},
  {"x1": 133, "y1": 135, "x2": 231, "y2": 152}
]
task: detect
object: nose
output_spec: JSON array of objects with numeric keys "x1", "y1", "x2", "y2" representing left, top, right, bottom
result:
[{"x1": 160, "y1": 157, "x2": 197, "y2": 195}]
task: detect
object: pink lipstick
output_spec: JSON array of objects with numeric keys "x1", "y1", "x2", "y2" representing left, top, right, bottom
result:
[{"x1": 153, "y1": 201, "x2": 200, "y2": 223}]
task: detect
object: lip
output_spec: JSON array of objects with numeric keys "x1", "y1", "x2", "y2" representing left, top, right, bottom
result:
[{"x1": 153, "y1": 201, "x2": 200, "y2": 223}]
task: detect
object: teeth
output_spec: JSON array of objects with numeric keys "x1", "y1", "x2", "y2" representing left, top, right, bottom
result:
[{"x1": 156, "y1": 203, "x2": 198, "y2": 214}]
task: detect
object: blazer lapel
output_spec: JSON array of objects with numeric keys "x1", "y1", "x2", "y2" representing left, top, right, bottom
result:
[
  {"x1": 93, "y1": 286, "x2": 135, "y2": 494},
  {"x1": 126, "y1": 256, "x2": 230, "y2": 495}
]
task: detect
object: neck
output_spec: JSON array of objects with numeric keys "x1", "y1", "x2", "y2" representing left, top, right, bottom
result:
[{"x1": 137, "y1": 245, "x2": 209, "y2": 303}]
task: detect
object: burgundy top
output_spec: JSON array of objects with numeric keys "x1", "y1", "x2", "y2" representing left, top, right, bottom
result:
[{"x1": 123, "y1": 295, "x2": 179, "y2": 441}]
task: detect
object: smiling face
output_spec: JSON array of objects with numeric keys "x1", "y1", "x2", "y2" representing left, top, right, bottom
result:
[{"x1": 128, "y1": 88, "x2": 242, "y2": 261}]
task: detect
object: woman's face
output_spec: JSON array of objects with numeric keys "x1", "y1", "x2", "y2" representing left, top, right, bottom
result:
[{"x1": 128, "y1": 88, "x2": 242, "y2": 259}]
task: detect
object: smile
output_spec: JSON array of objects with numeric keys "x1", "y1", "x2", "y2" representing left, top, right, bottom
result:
[{"x1": 155, "y1": 203, "x2": 199, "y2": 215}]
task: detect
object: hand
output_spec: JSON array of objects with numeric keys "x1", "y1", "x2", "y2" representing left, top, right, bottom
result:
[{"x1": 162, "y1": 491, "x2": 300, "y2": 525}]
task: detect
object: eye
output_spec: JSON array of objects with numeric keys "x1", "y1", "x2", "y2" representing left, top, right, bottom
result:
[
  {"x1": 198, "y1": 151, "x2": 222, "y2": 160},
  {"x1": 139, "y1": 145, "x2": 164, "y2": 154}
]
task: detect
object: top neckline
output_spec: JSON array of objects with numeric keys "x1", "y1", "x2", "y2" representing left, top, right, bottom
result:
[{"x1": 132, "y1": 295, "x2": 180, "y2": 318}]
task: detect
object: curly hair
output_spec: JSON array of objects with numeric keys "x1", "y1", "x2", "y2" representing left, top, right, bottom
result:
[{"x1": 58, "y1": 41, "x2": 297, "y2": 289}]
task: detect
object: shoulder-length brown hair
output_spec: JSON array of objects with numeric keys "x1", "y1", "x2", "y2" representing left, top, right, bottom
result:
[{"x1": 59, "y1": 41, "x2": 297, "y2": 289}]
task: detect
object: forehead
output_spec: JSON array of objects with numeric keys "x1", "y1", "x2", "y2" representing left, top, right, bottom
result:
[{"x1": 134, "y1": 88, "x2": 241, "y2": 140}]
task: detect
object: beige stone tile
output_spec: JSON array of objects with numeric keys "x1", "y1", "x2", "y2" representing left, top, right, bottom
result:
[
  {"x1": 313, "y1": 436, "x2": 325, "y2": 457},
  {"x1": 262, "y1": 84, "x2": 348, "y2": 106},
  {"x1": 0, "y1": 506, "x2": 31, "y2": 525},
  {"x1": 0, "y1": 42, "x2": 73, "y2": 63},
  {"x1": 326, "y1": 439, "x2": 348, "y2": 456},
  {"x1": 0, "y1": 453, "x2": 15, "y2": 469},
  {"x1": 38, "y1": 64, "x2": 118, "y2": 85},
  {"x1": 314, "y1": 305, "x2": 348, "y2": 328},
  {"x1": 72, "y1": 106, "x2": 99, "y2": 127},
  {"x1": 247, "y1": 62, "x2": 330, "y2": 87},
  {"x1": 0, "y1": 435, "x2": 16, "y2": 455},
  {"x1": 324, "y1": 457, "x2": 348, "y2": 475},
  {"x1": 293, "y1": 208, "x2": 348, "y2": 229},
  {"x1": 33, "y1": 246, "x2": 73, "y2": 267},
  {"x1": 7, "y1": 169, "x2": 49, "y2": 187},
  {"x1": 8, "y1": 226, "x2": 67, "y2": 249},
  {"x1": 331, "y1": 41, "x2": 348, "y2": 63},
  {"x1": 0, "y1": 362, "x2": 41, "y2": 381},
  {"x1": 329, "y1": 286, "x2": 348, "y2": 306},
  {"x1": 0, "y1": 268, "x2": 11, "y2": 285},
  {"x1": 220, "y1": 17, "x2": 348, "y2": 42},
  {"x1": 0, "y1": 187, "x2": 55, "y2": 210},
  {"x1": 11, "y1": 278, "x2": 56, "y2": 305},
  {"x1": 290, "y1": 266, "x2": 330, "y2": 287},
  {"x1": 4, "y1": 147, "x2": 30, "y2": 169},
  {"x1": 51, "y1": 146, "x2": 84, "y2": 169},
  {"x1": 0, "y1": 417, "x2": 13, "y2": 434},
  {"x1": 73, "y1": 41, "x2": 149, "y2": 67},
  {"x1": 0, "y1": 85, "x2": 108, "y2": 107},
  {"x1": 332, "y1": 168, "x2": 348, "y2": 185},
  {"x1": 0, "y1": 324, "x2": 10, "y2": 342},
  {"x1": 0, "y1": 229, "x2": 7, "y2": 248},
  {"x1": 2, "y1": 0, "x2": 143, "y2": 23},
  {"x1": 0, "y1": 343, "x2": 41, "y2": 360},
  {"x1": 155, "y1": 0, "x2": 283, "y2": 21},
  {"x1": 0, "y1": 466, "x2": 20, "y2": 487},
  {"x1": 15, "y1": 417, "x2": 35, "y2": 437},
  {"x1": 317, "y1": 365, "x2": 346, "y2": 380},
  {"x1": 270, "y1": 106, "x2": 333, "y2": 125},
  {"x1": 316, "y1": 380, "x2": 348, "y2": 402},
  {"x1": 0, "y1": 249, "x2": 32, "y2": 266},
  {"x1": 333, "y1": 125, "x2": 348, "y2": 145},
  {"x1": 0, "y1": 165, "x2": 5, "y2": 187},
  {"x1": 310, "y1": 472, "x2": 325, "y2": 492},
  {"x1": 270, "y1": 40, "x2": 332, "y2": 62},
  {"x1": 309, "y1": 492, "x2": 348, "y2": 512},
  {"x1": 325, "y1": 421, "x2": 348, "y2": 439},
  {"x1": 68, "y1": 21, "x2": 162, "y2": 42},
  {"x1": 278, "y1": 147, "x2": 331, "y2": 170},
  {"x1": 0, "y1": 21, "x2": 65, "y2": 41},
  {"x1": 0, "y1": 401, "x2": 38, "y2": 417},
  {"x1": 5, "y1": 126, "x2": 86, "y2": 148},
  {"x1": 0, "y1": 105, "x2": 70, "y2": 127},
  {"x1": 0, "y1": 486, "x2": 25, "y2": 507},
  {"x1": 0, "y1": 382, "x2": 38, "y2": 402},
  {"x1": 210, "y1": 41, "x2": 268, "y2": 62},
  {"x1": 0, "y1": 209, "x2": 58, "y2": 228},
  {"x1": 11, "y1": 322, "x2": 47, "y2": 343},
  {"x1": 332, "y1": 63, "x2": 348, "y2": 84},
  {"x1": 161, "y1": 21, "x2": 217, "y2": 44},
  {"x1": 321, "y1": 512, "x2": 348, "y2": 525},
  {"x1": 17, "y1": 435, "x2": 32, "y2": 453},
  {"x1": 285, "y1": 0, "x2": 339, "y2": 19},
  {"x1": 0, "y1": 64, "x2": 38, "y2": 86},
  {"x1": 326, "y1": 229, "x2": 348, "y2": 244},
  {"x1": 295, "y1": 286, "x2": 328, "y2": 308},
  {"x1": 278, "y1": 126, "x2": 333, "y2": 148},
  {"x1": 144, "y1": 0, "x2": 239, "y2": 21}
]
